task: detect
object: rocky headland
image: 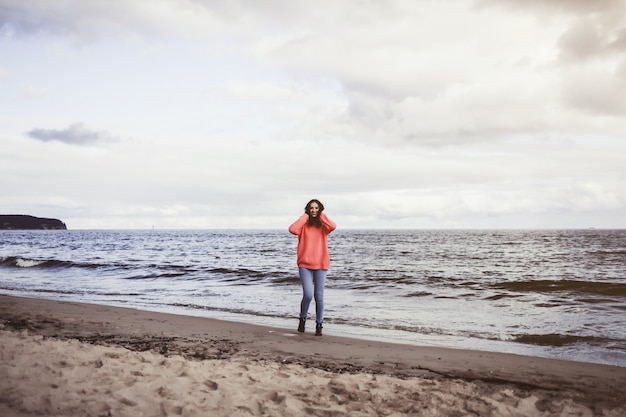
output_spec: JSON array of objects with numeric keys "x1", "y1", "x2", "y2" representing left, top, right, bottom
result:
[{"x1": 0, "y1": 215, "x2": 67, "y2": 230}]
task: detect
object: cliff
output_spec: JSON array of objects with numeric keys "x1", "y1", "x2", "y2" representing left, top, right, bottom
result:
[{"x1": 0, "y1": 215, "x2": 67, "y2": 230}]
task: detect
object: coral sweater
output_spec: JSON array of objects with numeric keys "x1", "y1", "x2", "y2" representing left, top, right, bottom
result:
[{"x1": 288, "y1": 213, "x2": 336, "y2": 270}]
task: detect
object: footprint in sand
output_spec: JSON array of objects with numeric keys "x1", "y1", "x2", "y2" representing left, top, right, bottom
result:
[{"x1": 203, "y1": 380, "x2": 219, "y2": 390}]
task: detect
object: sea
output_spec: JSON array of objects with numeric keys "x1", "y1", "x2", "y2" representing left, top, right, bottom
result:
[{"x1": 1, "y1": 229, "x2": 625, "y2": 367}]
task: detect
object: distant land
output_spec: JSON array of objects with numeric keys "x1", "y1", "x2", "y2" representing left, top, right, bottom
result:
[{"x1": 0, "y1": 215, "x2": 67, "y2": 230}]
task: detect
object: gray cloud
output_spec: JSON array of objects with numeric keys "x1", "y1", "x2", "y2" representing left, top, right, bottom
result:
[
  {"x1": 560, "y1": 64, "x2": 626, "y2": 116},
  {"x1": 557, "y1": 15, "x2": 626, "y2": 64},
  {"x1": 0, "y1": 0, "x2": 75, "y2": 37},
  {"x1": 0, "y1": 0, "x2": 234, "y2": 42},
  {"x1": 477, "y1": 0, "x2": 626, "y2": 63},
  {"x1": 26, "y1": 123, "x2": 114, "y2": 146},
  {"x1": 462, "y1": 0, "x2": 626, "y2": 126},
  {"x1": 548, "y1": 3, "x2": 626, "y2": 116},
  {"x1": 476, "y1": 0, "x2": 623, "y2": 15}
]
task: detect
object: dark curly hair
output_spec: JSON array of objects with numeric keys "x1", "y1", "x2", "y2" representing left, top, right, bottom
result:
[{"x1": 305, "y1": 199, "x2": 324, "y2": 228}]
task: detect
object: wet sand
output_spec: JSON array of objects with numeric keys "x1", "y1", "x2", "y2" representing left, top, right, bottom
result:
[{"x1": 1, "y1": 295, "x2": 624, "y2": 416}]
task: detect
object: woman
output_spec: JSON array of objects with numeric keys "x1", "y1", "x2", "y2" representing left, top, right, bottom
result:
[{"x1": 289, "y1": 199, "x2": 336, "y2": 336}]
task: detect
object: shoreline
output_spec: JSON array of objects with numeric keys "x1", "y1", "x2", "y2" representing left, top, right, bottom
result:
[{"x1": 1, "y1": 294, "x2": 625, "y2": 416}]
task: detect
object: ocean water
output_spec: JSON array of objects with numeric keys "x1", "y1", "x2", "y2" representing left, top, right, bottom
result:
[{"x1": 1, "y1": 229, "x2": 625, "y2": 366}]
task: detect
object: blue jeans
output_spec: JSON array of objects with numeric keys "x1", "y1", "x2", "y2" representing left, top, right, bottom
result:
[{"x1": 298, "y1": 267, "x2": 327, "y2": 324}]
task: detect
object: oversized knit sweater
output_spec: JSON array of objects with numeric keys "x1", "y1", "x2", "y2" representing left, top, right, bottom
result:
[{"x1": 288, "y1": 212, "x2": 336, "y2": 270}]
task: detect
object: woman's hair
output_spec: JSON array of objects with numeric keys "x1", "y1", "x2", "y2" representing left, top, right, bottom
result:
[{"x1": 305, "y1": 199, "x2": 324, "y2": 228}]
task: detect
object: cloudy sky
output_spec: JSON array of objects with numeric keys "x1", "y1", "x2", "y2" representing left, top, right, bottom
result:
[{"x1": 1, "y1": 0, "x2": 625, "y2": 229}]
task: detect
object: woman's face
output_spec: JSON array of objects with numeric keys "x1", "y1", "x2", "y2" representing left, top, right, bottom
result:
[{"x1": 308, "y1": 202, "x2": 320, "y2": 217}]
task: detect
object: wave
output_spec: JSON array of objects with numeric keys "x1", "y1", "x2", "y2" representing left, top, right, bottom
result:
[
  {"x1": 0, "y1": 286, "x2": 79, "y2": 295},
  {"x1": 0, "y1": 256, "x2": 292, "y2": 284},
  {"x1": 124, "y1": 272, "x2": 189, "y2": 280},
  {"x1": 591, "y1": 250, "x2": 626, "y2": 256},
  {"x1": 403, "y1": 291, "x2": 432, "y2": 297},
  {"x1": 325, "y1": 317, "x2": 626, "y2": 350},
  {"x1": 0, "y1": 256, "x2": 89, "y2": 269},
  {"x1": 484, "y1": 293, "x2": 524, "y2": 301},
  {"x1": 512, "y1": 333, "x2": 622, "y2": 348},
  {"x1": 491, "y1": 279, "x2": 626, "y2": 297},
  {"x1": 204, "y1": 268, "x2": 294, "y2": 284},
  {"x1": 169, "y1": 302, "x2": 288, "y2": 320},
  {"x1": 119, "y1": 266, "x2": 296, "y2": 284}
]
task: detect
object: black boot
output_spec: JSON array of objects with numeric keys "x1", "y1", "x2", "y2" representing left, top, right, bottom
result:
[
  {"x1": 298, "y1": 318, "x2": 306, "y2": 333},
  {"x1": 315, "y1": 323, "x2": 323, "y2": 336}
]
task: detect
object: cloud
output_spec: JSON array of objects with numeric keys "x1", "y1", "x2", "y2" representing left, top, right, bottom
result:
[
  {"x1": 26, "y1": 123, "x2": 115, "y2": 146},
  {"x1": 560, "y1": 63, "x2": 626, "y2": 116},
  {"x1": 5, "y1": 1, "x2": 624, "y2": 144},
  {"x1": 0, "y1": 0, "x2": 236, "y2": 43},
  {"x1": 557, "y1": 17, "x2": 626, "y2": 63},
  {"x1": 476, "y1": 0, "x2": 624, "y2": 16},
  {"x1": 477, "y1": 0, "x2": 626, "y2": 62},
  {"x1": 476, "y1": 0, "x2": 626, "y2": 119},
  {"x1": 241, "y1": 1, "x2": 626, "y2": 146},
  {"x1": 2, "y1": 1, "x2": 625, "y2": 229},
  {"x1": 554, "y1": 11, "x2": 626, "y2": 116},
  {"x1": 16, "y1": 84, "x2": 48, "y2": 99}
]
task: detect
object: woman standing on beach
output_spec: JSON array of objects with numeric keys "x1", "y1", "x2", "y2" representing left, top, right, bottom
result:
[{"x1": 289, "y1": 199, "x2": 336, "y2": 336}]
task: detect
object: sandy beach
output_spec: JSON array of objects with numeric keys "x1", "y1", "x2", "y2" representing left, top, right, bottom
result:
[{"x1": 0, "y1": 295, "x2": 624, "y2": 416}]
